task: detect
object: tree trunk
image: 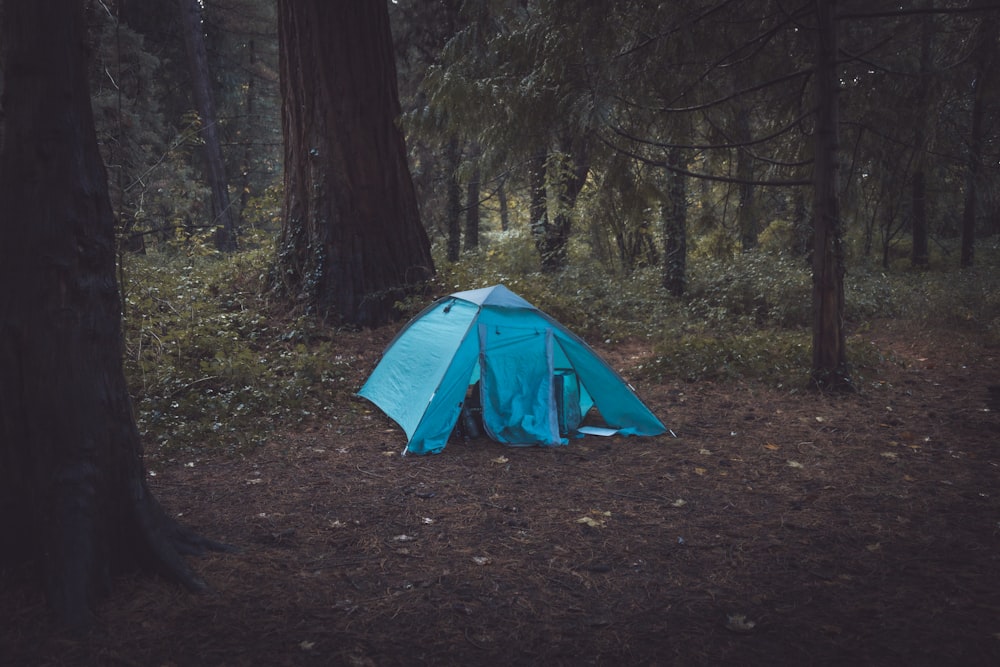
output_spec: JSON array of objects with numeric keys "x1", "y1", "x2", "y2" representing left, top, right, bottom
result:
[
  {"x1": 445, "y1": 137, "x2": 462, "y2": 262},
  {"x1": 961, "y1": 10, "x2": 995, "y2": 268},
  {"x1": 793, "y1": 188, "x2": 811, "y2": 257},
  {"x1": 810, "y1": 0, "x2": 851, "y2": 391},
  {"x1": 177, "y1": 0, "x2": 238, "y2": 252},
  {"x1": 237, "y1": 38, "x2": 258, "y2": 228},
  {"x1": 663, "y1": 148, "x2": 688, "y2": 298},
  {"x1": 528, "y1": 151, "x2": 548, "y2": 257},
  {"x1": 735, "y1": 108, "x2": 757, "y2": 253},
  {"x1": 498, "y1": 178, "x2": 510, "y2": 232},
  {"x1": 539, "y1": 137, "x2": 589, "y2": 273},
  {"x1": 464, "y1": 152, "x2": 481, "y2": 252},
  {"x1": 0, "y1": 0, "x2": 225, "y2": 631},
  {"x1": 910, "y1": 3, "x2": 934, "y2": 269},
  {"x1": 275, "y1": 0, "x2": 434, "y2": 326}
]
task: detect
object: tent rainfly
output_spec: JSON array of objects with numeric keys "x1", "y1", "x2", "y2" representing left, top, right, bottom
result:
[{"x1": 358, "y1": 285, "x2": 666, "y2": 455}]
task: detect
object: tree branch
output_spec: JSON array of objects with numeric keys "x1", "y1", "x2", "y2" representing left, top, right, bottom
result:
[{"x1": 596, "y1": 131, "x2": 812, "y2": 187}]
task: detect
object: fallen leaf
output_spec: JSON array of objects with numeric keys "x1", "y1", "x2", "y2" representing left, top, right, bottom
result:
[
  {"x1": 725, "y1": 613, "x2": 756, "y2": 633},
  {"x1": 671, "y1": 499, "x2": 687, "y2": 508},
  {"x1": 787, "y1": 460, "x2": 803, "y2": 469},
  {"x1": 300, "y1": 641, "x2": 315, "y2": 651},
  {"x1": 472, "y1": 556, "x2": 492, "y2": 565},
  {"x1": 881, "y1": 451, "x2": 898, "y2": 460},
  {"x1": 694, "y1": 467, "x2": 707, "y2": 476},
  {"x1": 699, "y1": 448, "x2": 712, "y2": 455},
  {"x1": 866, "y1": 542, "x2": 881, "y2": 552},
  {"x1": 576, "y1": 516, "x2": 606, "y2": 528},
  {"x1": 764, "y1": 443, "x2": 780, "y2": 451},
  {"x1": 491, "y1": 456, "x2": 509, "y2": 464}
]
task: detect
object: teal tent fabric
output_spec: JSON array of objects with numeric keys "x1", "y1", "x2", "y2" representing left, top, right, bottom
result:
[
  {"x1": 357, "y1": 285, "x2": 666, "y2": 455},
  {"x1": 479, "y1": 324, "x2": 561, "y2": 446}
]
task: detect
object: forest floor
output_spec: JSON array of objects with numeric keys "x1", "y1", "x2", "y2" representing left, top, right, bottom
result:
[{"x1": 3, "y1": 319, "x2": 1000, "y2": 666}]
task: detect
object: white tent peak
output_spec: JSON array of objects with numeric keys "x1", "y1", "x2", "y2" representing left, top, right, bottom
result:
[{"x1": 449, "y1": 284, "x2": 535, "y2": 309}]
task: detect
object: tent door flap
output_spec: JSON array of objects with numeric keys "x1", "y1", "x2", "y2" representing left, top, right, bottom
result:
[{"x1": 554, "y1": 369, "x2": 582, "y2": 434}]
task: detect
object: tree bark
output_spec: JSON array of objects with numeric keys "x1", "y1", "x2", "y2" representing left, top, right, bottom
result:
[
  {"x1": 528, "y1": 151, "x2": 549, "y2": 257},
  {"x1": 961, "y1": 10, "x2": 995, "y2": 268},
  {"x1": 537, "y1": 137, "x2": 589, "y2": 273},
  {"x1": 445, "y1": 137, "x2": 462, "y2": 262},
  {"x1": 238, "y1": 38, "x2": 258, "y2": 229},
  {"x1": 498, "y1": 178, "x2": 510, "y2": 232},
  {"x1": 910, "y1": 3, "x2": 934, "y2": 269},
  {"x1": 735, "y1": 108, "x2": 758, "y2": 253},
  {"x1": 810, "y1": 0, "x2": 852, "y2": 391},
  {"x1": 177, "y1": 0, "x2": 238, "y2": 252},
  {"x1": 663, "y1": 147, "x2": 688, "y2": 298},
  {"x1": 0, "y1": 0, "x2": 225, "y2": 631},
  {"x1": 464, "y1": 155, "x2": 481, "y2": 253},
  {"x1": 275, "y1": 0, "x2": 433, "y2": 326}
]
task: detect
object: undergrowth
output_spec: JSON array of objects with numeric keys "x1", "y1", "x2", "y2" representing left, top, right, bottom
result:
[
  {"x1": 121, "y1": 232, "x2": 999, "y2": 457},
  {"x1": 122, "y1": 243, "x2": 365, "y2": 460}
]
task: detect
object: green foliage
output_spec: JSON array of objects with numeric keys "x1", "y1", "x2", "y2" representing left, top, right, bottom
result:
[
  {"x1": 122, "y1": 243, "x2": 363, "y2": 457},
  {"x1": 646, "y1": 329, "x2": 812, "y2": 384},
  {"x1": 685, "y1": 252, "x2": 812, "y2": 329},
  {"x1": 886, "y1": 258, "x2": 1000, "y2": 327},
  {"x1": 122, "y1": 223, "x2": 999, "y2": 457},
  {"x1": 241, "y1": 184, "x2": 285, "y2": 233},
  {"x1": 432, "y1": 229, "x2": 677, "y2": 342}
]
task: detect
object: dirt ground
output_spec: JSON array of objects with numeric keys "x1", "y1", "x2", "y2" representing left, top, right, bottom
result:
[{"x1": 2, "y1": 319, "x2": 999, "y2": 666}]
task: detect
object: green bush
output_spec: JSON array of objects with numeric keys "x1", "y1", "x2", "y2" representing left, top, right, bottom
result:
[
  {"x1": 120, "y1": 226, "x2": 998, "y2": 455},
  {"x1": 646, "y1": 328, "x2": 812, "y2": 384},
  {"x1": 684, "y1": 251, "x2": 812, "y2": 330},
  {"x1": 121, "y1": 244, "x2": 361, "y2": 458}
]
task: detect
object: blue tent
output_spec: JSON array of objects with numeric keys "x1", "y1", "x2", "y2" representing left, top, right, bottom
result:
[{"x1": 357, "y1": 285, "x2": 666, "y2": 455}]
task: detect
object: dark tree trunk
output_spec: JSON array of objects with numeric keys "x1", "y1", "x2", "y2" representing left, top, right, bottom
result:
[
  {"x1": 663, "y1": 148, "x2": 688, "y2": 298},
  {"x1": 735, "y1": 108, "x2": 757, "y2": 253},
  {"x1": 177, "y1": 0, "x2": 238, "y2": 252},
  {"x1": 528, "y1": 151, "x2": 548, "y2": 257},
  {"x1": 810, "y1": 0, "x2": 851, "y2": 391},
  {"x1": 910, "y1": 3, "x2": 933, "y2": 269},
  {"x1": 537, "y1": 137, "x2": 589, "y2": 273},
  {"x1": 792, "y1": 188, "x2": 811, "y2": 257},
  {"x1": 464, "y1": 156, "x2": 481, "y2": 252},
  {"x1": 445, "y1": 137, "x2": 462, "y2": 262},
  {"x1": 498, "y1": 178, "x2": 510, "y2": 232},
  {"x1": 275, "y1": 0, "x2": 433, "y2": 327},
  {"x1": 961, "y1": 10, "x2": 995, "y2": 268},
  {"x1": 0, "y1": 0, "x2": 224, "y2": 631},
  {"x1": 237, "y1": 38, "x2": 258, "y2": 228}
]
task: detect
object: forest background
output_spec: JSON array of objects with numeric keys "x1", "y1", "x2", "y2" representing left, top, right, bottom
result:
[{"x1": 6, "y1": 0, "x2": 996, "y2": 458}]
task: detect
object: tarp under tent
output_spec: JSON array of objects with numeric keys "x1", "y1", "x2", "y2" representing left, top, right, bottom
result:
[{"x1": 357, "y1": 284, "x2": 666, "y2": 455}]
